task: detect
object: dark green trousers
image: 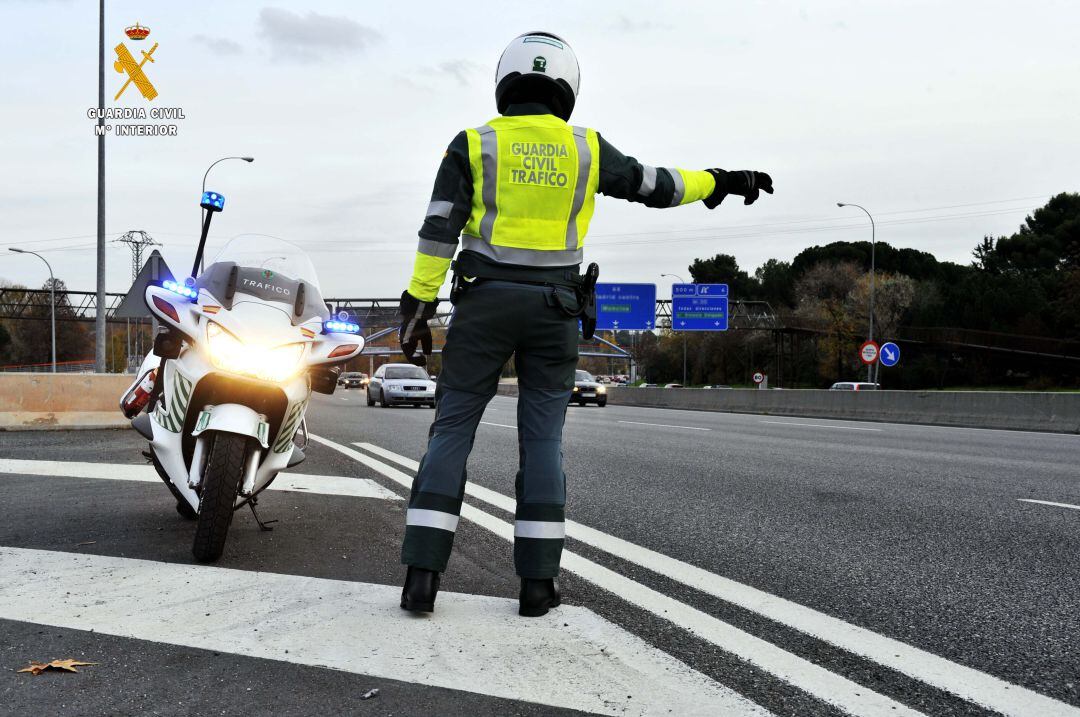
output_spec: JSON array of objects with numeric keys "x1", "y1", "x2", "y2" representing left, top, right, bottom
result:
[{"x1": 401, "y1": 281, "x2": 579, "y2": 578}]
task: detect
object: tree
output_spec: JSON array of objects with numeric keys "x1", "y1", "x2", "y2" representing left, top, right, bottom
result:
[
  {"x1": 794, "y1": 261, "x2": 863, "y2": 380},
  {"x1": 688, "y1": 254, "x2": 759, "y2": 299},
  {"x1": 754, "y1": 259, "x2": 795, "y2": 308}
]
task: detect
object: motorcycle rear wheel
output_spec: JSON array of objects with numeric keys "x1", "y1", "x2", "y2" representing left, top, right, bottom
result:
[{"x1": 192, "y1": 432, "x2": 249, "y2": 563}]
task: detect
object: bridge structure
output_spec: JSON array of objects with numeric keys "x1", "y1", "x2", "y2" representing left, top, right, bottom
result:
[{"x1": 4, "y1": 289, "x2": 1078, "y2": 376}]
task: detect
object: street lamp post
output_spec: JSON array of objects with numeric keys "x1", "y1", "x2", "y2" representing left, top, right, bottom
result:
[
  {"x1": 10, "y1": 248, "x2": 56, "y2": 373},
  {"x1": 199, "y1": 156, "x2": 254, "y2": 272},
  {"x1": 661, "y1": 273, "x2": 688, "y2": 386},
  {"x1": 837, "y1": 202, "x2": 876, "y2": 383}
]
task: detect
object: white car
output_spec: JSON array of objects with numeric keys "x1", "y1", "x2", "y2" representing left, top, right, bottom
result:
[
  {"x1": 829, "y1": 381, "x2": 880, "y2": 391},
  {"x1": 367, "y1": 363, "x2": 437, "y2": 407}
]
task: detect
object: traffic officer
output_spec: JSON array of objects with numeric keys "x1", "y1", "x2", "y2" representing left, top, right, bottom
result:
[{"x1": 397, "y1": 31, "x2": 773, "y2": 617}]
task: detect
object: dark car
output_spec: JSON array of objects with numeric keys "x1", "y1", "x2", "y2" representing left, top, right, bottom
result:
[
  {"x1": 339, "y1": 371, "x2": 368, "y2": 389},
  {"x1": 571, "y1": 370, "x2": 607, "y2": 407}
]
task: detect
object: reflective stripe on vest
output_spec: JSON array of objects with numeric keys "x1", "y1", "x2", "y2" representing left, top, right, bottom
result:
[{"x1": 463, "y1": 115, "x2": 600, "y2": 267}]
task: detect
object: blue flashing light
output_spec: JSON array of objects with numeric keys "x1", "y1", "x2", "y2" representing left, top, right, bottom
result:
[
  {"x1": 162, "y1": 279, "x2": 198, "y2": 301},
  {"x1": 323, "y1": 320, "x2": 360, "y2": 334},
  {"x1": 200, "y1": 190, "x2": 226, "y2": 212}
]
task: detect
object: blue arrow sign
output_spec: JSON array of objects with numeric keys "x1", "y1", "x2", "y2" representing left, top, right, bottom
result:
[
  {"x1": 879, "y1": 341, "x2": 900, "y2": 367},
  {"x1": 671, "y1": 283, "x2": 729, "y2": 331},
  {"x1": 595, "y1": 283, "x2": 656, "y2": 330}
]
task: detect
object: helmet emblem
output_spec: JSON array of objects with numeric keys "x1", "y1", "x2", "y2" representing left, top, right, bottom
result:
[
  {"x1": 532, "y1": 56, "x2": 547, "y2": 72},
  {"x1": 262, "y1": 269, "x2": 274, "y2": 279}
]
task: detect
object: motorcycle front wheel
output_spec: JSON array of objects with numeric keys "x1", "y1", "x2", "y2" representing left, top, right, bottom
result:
[{"x1": 192, "y1": 432, "x2": 249, "y2": 563}]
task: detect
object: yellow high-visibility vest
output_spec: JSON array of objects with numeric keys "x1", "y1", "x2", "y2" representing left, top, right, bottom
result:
[{"x1": 462, "y1": 114, "x2": 600, "y2": 267}]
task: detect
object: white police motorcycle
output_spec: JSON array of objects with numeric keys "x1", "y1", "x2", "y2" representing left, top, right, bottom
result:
[{"x1": 121, "y1": 190, "x2": 364, "y2": 562}]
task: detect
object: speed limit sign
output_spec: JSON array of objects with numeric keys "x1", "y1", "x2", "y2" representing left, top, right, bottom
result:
[
  {"x1": 859, "y1": 341, "x2": 879, "y2": 365},
  {"x1": 752, "y1": 371, "x2": 765, "y2": 384}
]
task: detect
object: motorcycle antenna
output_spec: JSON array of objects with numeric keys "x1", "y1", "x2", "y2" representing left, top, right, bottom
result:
[{"x1": 192, "y1": 191, "x2": 225, "y2": 278}]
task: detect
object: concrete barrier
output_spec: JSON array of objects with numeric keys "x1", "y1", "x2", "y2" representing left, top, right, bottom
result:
[
  {"x1": 497, "y1": 383, "x2": 1080, "y2": 433},
  {"x1": 0, "y1": 374, "x2": 131, "y2": 431}
]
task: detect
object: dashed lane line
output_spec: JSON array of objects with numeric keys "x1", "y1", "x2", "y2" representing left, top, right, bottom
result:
[
  {"x1": 318, "y1": 435, "x2": 923, "y2": 716},
  {"x1": 0, "y1": 546, "x2": 759, "y2": 717},
  {"x1": 1017, "y1": 498, "x2": 1080, "y2": 511},
  {"x1": 350, "y1": 441, "x2": 1079, "y2": 717},
  {"x1": 0, "y1": 459, "x2": 400, "y2": 501},
  {"x1": 760, "y1": 420, "x2": 883, "y2": 432},
  {"x1": 479, "y1": 421, "x2": 516, "y2": 429},
  {"x1": 616, "y1": 420, "x2": 711, "y2": 431}
]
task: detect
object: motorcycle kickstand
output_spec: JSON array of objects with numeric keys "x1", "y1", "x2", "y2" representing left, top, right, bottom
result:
[{"x1": 247, "y1": 496, "x2": 278, "y2": 532}]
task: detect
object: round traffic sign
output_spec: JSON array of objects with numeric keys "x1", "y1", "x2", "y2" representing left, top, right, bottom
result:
[
  {"x1": 752, "y1": 371, "x2": 765, "y2": 384},
  {"x1": 879, "y1": 341, "x2": 900, "y2": 367},
  {"x1": 859, "y1": 341, "x2": 879, "y2": 365}
]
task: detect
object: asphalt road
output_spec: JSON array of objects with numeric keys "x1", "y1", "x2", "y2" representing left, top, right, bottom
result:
[{"x1": 1, "y1": 390, "x2": 1078, "y2": 716}]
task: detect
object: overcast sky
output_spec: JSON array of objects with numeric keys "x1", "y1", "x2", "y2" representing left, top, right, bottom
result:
[{"x1": 1, "y1": 0, "x2": 1077, "y2": 297}]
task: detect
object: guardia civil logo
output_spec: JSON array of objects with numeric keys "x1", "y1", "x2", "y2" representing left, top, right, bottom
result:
[
  {"x1": 114, "y1": 22, "x2": 158, "y2": 101},
  {"x1": 532, "y1": 56, "x2": 547, "y2": 72},
  {"x1": 86, "y1": 21, "x2": 187, "y2": 137}
]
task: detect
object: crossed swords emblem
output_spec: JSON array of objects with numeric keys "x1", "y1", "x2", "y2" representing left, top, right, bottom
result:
[{"x1": 114, "y1": 42, "x2": 159, "y2": 101}]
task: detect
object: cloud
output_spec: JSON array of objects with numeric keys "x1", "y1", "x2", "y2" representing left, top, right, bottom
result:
[
  {"x1": 192, "y1": 34, "x2": 243, "y2": 56},
  {"x1": 434, "y1": 60, "x2": 484, "y2": 86},
  {"x1": 609, "y1": 15, "x2": 670, "y2": 33},
  {"x1": 257, "y1": 7, "x2": 381, "y2": 63}
]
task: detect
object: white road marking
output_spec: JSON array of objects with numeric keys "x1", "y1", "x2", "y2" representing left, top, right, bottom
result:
[
  {"x1": 760, "y1": 420, "x2": 882, "y2": 432},
  {"x1": 1017, "y1": 498, "x2": 1080, "y2": 511},
  {"x1": 479, "y1": 421, "x2": 516, "y2": 429},
  {"x1": 0, "y1": 547, "x2": 765, "y2": 717},
  {"x1": 315, "y1": 435, "x2": 922, "y2": 716},
  {"x1": 0, "y1": 459, "x2": 400, "y2": 501},
  {"x1": 348, "y1": 440, "x2": 1078, "y2": 717},
  {"x1": 617, "y1": 420, "x2": 711, "y2": 431}
]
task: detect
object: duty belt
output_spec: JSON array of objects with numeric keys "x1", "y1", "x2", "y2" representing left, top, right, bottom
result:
[{"x1": 449, "y1": 252, "x2": 600, "y2": 339}]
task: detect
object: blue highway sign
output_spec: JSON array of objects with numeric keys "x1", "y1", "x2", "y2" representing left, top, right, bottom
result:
[
  {"x1": 671, "y1": 284, "x2": 729, "y2": 331},
  {"x1": 879, "y1": 341, "x2": 900, "y2": 367},
  {"x1": 595, "y1": 283, "x2": 657, "y2": 330}
]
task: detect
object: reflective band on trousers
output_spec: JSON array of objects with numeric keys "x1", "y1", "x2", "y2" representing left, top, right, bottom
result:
[
  {"x1": 638, "y1": 165, "x2": 658, "y2": 197},
  {"x1": 667, "y1": 168, "x2": 685, "y2": 207},
  {"x1": 514, "y1": 520, "x2": 566, "y2": 540},
  {"x1": 564, "y1": 126, "x2": 592, "y2": 250},
  {"x1": 426, "y1": 200, "x2": 453, "y2": 219},
  {"x1": 461, "y1": 235, "x2": 583, "y2": 267},
  {"x1": 406, "y1": 508, "x2": 459, "y2": 532},
  {"x1": 417, "y1": 237, "x2": 456, "y2": 259}
]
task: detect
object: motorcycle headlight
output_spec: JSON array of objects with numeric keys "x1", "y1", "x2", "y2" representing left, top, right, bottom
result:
[{"x1": 206, "y1": 322, "x2": 305, "y2": 382}]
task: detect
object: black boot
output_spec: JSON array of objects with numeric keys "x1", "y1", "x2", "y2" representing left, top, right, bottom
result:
[
  {"x1": 400, "y1": 566, "x2": 440, "y2": 613},
  {"x1": 519, "y1": 577, "x2": 560, "y2": 617}
]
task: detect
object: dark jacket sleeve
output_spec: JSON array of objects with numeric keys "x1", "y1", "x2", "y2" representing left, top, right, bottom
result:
[
  {"x1": 596, "y1": 133, "x2": 716, "y2": 208},
  {"x1": 418, "y1": 131, "x2": 473, "y2": 245}
]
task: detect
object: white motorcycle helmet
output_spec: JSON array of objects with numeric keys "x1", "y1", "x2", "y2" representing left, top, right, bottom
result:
[{"x1": 495, "y1": 32, "x2": 580, "y2": 120}]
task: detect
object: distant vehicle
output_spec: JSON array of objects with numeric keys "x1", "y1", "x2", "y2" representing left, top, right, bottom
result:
[
  {"x1": 367, "y1": 363, "x2": 437, "y2": 407},
  {"x1": 639, "y1": 383, "x2": 659, "y2": 388},
  {"x1": 829, "y1": 381, "x2": 880, "y2": 391},
  {"x1": 338, "y1": 371, "x2": 367, "y2": 389},
  {"x1": 702, "y1": 385, "x2": 732, "y2": 389},
  {"x1": 664, "y1": 383, "x2": 684, "y2": 388},
  {"x1": 571, "y1": 370, "x2": 607, "y2": 407}
]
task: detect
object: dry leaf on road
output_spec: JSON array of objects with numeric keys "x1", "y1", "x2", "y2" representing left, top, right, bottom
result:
[{"x1": 17, "y1": 659, "x2": 98, "y2": 675}]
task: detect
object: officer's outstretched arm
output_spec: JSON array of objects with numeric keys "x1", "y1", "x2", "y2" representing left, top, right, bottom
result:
[{"x1": 596, "y1": 134, "x2": 773, "y2": 210}]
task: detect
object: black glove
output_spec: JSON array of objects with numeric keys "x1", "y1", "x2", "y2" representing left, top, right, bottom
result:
[
  {"x1": 398, "y1": 291, "x2": 439, "y2": 367},
  {"x1": 703, "y1": 169, "x2": 774, "y2": 209}
]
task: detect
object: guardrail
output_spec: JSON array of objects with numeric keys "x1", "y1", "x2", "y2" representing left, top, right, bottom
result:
[{"x1": 495, "y1": 384, "x2": 1080, "y2": 433}]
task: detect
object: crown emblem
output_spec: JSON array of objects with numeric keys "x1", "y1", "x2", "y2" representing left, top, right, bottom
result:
[{"x1": 124, "y1": 22, "x2": 151, "y2": 41}]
